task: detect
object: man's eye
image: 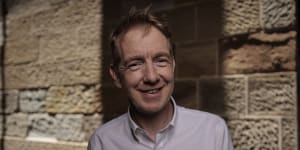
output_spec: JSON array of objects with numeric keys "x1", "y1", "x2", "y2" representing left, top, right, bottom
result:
[
  {"x1": 127, "y1": 62, "x2": 143, "y2": 71},
  {"x1": 155, "y1": 58, "x2": 170, "y2": 67}
]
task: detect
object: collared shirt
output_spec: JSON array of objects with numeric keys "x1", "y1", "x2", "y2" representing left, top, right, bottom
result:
[{"x1": 88, "y1": 98, "x2": 234, "y2": 150}]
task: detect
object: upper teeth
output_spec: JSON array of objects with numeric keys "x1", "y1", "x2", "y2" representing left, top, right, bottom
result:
[{"x1": 147, "y1": 90, "x2": 157, "y2": 94}]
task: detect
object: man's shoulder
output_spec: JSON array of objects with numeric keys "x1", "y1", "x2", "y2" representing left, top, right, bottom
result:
[
  {"x1": 176, "y1": 106, "x2": 226, "y2": 126},
  {"x1": 93, "y1": 113, "x2": 128, "y2": 136}
]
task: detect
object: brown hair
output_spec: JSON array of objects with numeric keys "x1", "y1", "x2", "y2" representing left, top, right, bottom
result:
[{"x1": 110, "y1": 6, "x2": 175, "y2": 68}]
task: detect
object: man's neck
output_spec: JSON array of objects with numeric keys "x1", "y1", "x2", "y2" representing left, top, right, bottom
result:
[{"x1": 130, "y1": 101, "x2": 174, "y2": 141}]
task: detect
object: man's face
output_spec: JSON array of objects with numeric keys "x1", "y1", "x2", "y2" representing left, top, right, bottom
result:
[{"x1": 110, "y1": 25, "x2": 175, "y2": 115}]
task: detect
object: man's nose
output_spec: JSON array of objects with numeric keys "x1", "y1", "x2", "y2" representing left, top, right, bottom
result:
[{"x1": 143, "y1": 62, "x2": 159, "y2": 84}]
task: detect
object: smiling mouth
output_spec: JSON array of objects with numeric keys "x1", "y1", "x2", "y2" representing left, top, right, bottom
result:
[{"x1": 140, "y1": 87, "x2": 163, "y2": 94}]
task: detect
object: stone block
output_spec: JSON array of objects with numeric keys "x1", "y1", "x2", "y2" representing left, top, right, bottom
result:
[
  {"x1": 0, "y1": 90, "x2": 18, "y2": 113},
  {"x1": 5, "y1": 16, "x2": 39, "y2": 65},
  {"x1": 30, "y1": 0, "x2": 102, "y2": 64},
  {"x1": 228, "y1": 118, "x2": 280, "y2": 150},
  {"x1": 5, "y1": 58, "x2": 101, "y2": 89},
  {"x1": 56, "y1": 114, "x2": 85, "y2": 142},
  {"x1": 282, "y1": 117, "x2": 297, "y2": 150},
  {"x1": 158, "y1": 5, "x2": 196, "y2": 42},
  {"x1": 176, "y1": 41, "x2": 218, "y2": 77},
  {"x1": 222, "y1": 0, "x2": 260, "y2": 35},
  {"x1": 220, "y1": 31, "x2": 296, "y2": 74},
  {"x1": 28, "y1": 114, "x2": 57, "y2": 138},
  {"x1": 3, "y1": 137, "x2": 87, "y2": 150},
  {"x1": 248, "y1": 73, "x2": 296, "y2": 116},
  {"x1": 199, "y1": 76, "x2": 246, "y2": 117},
  {"x1": 46, "y1": 85, "x2": 101, "y2": 114},
  {"x1": 173, "y1": 80, "x2": 198, "y2": 109},
  {"x1": 83, "y1": 114, "x2": 103, "y2": 141},
  {"x1": 6, "y1": 113, "x2": 29, "y2": 137},
  {"x1": 261, "y1": 0, "x2": 295, "y2": 30},
  {"x1": 20, "y1": 89, "x2": 47, "y2": 113},
  {"x1": 197, "y1": 1, "x2": 222, "y2": 40}
]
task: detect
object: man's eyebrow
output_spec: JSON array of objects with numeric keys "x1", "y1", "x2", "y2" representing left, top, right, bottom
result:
[
  {"x1": 123, "y1": 55, "x2": 144, "y2": 64},
  {"x1": 153, "y1": 52, "x2": 172, "y2": 58}
]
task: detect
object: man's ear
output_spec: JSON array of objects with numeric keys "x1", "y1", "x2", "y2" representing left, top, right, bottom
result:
[
  {"x1": 172, "y1": 59, "x2": 176, "y2": 73},
  {"x1": 109, "y1": 65, "x2": 122, "y2": 88}
]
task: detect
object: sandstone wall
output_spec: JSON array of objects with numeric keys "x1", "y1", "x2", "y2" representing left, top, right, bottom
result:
[
  {"x1": 102, "y1": 0, "x2": 297, "y2": 150},
  {"x1": 0, "y1": 0, "x2": 102, "y2": 149},
  {"x1": 0, "y1": 0, "x2": 297, "y2": 150}
]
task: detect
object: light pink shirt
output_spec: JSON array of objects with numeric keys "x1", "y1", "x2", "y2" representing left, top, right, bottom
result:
[{"x1": 88, "y1": 98, "x2": 234, "y2": 150}]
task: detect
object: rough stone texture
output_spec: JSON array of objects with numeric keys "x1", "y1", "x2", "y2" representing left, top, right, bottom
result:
[
  {"x1": 199, "y1": 76, "x2": 246, "y2": 117},
  {"x1": 220, "y1": 31, "x2": 296, "y2": 74},
  {"x1": 6, "y1": 113, "x2": 29, "y2": 137},
  {"x1": 29, "y1": 114, "x2": 86, "y2": 142},
  {"x1": 83, "y1": 114, "x2": 103, "y2": 141},
  {"x1": 0, "y1": 90, "x2": 18, "y2": 113},
  {"x1": 56, "y1": 114, "x2": 85, "y2": 142},
  {"x1": 46, "y1": 85, "x2": 101, "y2": 114},
  {"x1": 5, "y1": 58, "x2": 101, "y2": 89},
  {"x1": 3, "y1": 137, "x2": 87, "y2": 150},
  {"x1": 261, "y1": 0, "x2": 296, "y2": 30},
  {"x1": 248, "y1": 73, "x2": 296, "y2": 115},
  {"x1": 176, "y1": 41, "x2": 218, "y2": 77},
  {"x1": 222, "y1": 0, "x2": 260, "y2": 35},
  {"x1": 5, "y1": 16, "x2": 39, "y2": 65},
  {"x1": 228, "y1": 118, "x2": 280, "y2": 150},
  {"x1": 28, "y1": 114, "x2": 57, "y2": 138},
  {"x1": 173, "y1": 80, "x2": 198, "y2": 109},
  {"x1": 5, "y1": 0, "x2": 102, "y2": 64},
  {"x1": 33, "y1": 0, "x2": 102, "y2": 64},
  {"x1": 20, "y1": 89, "x2": 47, "y2": 113},
  {"x1": 249, "y1": 30, "x2": 297, "y2": 42},
  {"x1": 282, "y1": 117, "x2": 298, "y2": 150}
]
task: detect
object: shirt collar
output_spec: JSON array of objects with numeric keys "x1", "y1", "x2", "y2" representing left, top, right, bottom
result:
[{"x1": 127, "y1": 96, "x2": 177, "y2": 134}]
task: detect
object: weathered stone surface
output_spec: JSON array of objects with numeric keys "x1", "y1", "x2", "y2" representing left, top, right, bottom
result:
[
  {"x1": 176, "y1": 41, "x2": 218, "y2": 77},
  {"x1": 6, "y1": 0, "x2": 51, "y2": 19},
  {"x1": 5, "y1": 58, "x2": 101, "y2": 89},
  {"x1": 282, "y1": 117, "x2": 297, "y2": 150},
  {"x1": 228, "y1": 118, "x2": 280, "y2": 150},
  {"x1": 248, "y1": 73, "x2": 296, "y2": 115},
  {"x1": 46, "y1": 85, "x2": 101, "y2": 113},
  {"x1": 222, "y1": 0, "x2": 260, "y2": 35},
  {"x1": 28, "y1": 114, "x2": 57, "y2": 138},
  {"x1": 6, "y1": 113, "x2": 29, "y2": 137},
  {"x1": 30, "y1": 0, "x2": 102, "y2": 64},
  {"x1": 20, "y1": 89, "x2": 47, "y2": 113},
  {"x1": 173, "y1": 80, "x2": 198, "y2": 109},
  {"x1": 199, "y1": 76, "x2": 246, "y2": 117},
  {"x1": 0, "y1": 90, "x2": 18, "y2": 113},
  {"x1": 261, "y1": 0, "x2": 295, "y2": 29},
  {"x1": 249, "y1": 30, "x2": 296, "y2": 42},
  {"x1": 56, "y1": 114, "x2": 85, "y2": 142},
  {"x1": 5, "y1": 16, "x2": 39, "y2": 65},
  {"x1": 220, "y1": 31, "x2": 296, "y2": 74},
  {"x1": 83, "y1": 114, "x2": 103, "y2": 141},
  {"x1": 5, "y1": 0, "x2": 103, "y2": 64},
  {"x1": 3, "y1": 137, "x2": 87, "y2": 150}
]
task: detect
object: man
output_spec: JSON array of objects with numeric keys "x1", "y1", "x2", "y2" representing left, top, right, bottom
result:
[{"x1": 88, "y1": 7, "x2": 234, "y2": 150}]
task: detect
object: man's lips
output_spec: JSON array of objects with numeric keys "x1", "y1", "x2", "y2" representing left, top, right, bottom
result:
[{"x1": 138, "y1": 86, "x2": 164, "y2": 94}]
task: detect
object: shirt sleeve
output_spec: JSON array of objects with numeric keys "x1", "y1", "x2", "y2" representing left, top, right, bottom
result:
[
  {"x1": 87, "y1": 132, "x2": 103, "y2": 150},
  {"x1": 215, "y1": 118, "x2": 234, "y2": 150}
]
